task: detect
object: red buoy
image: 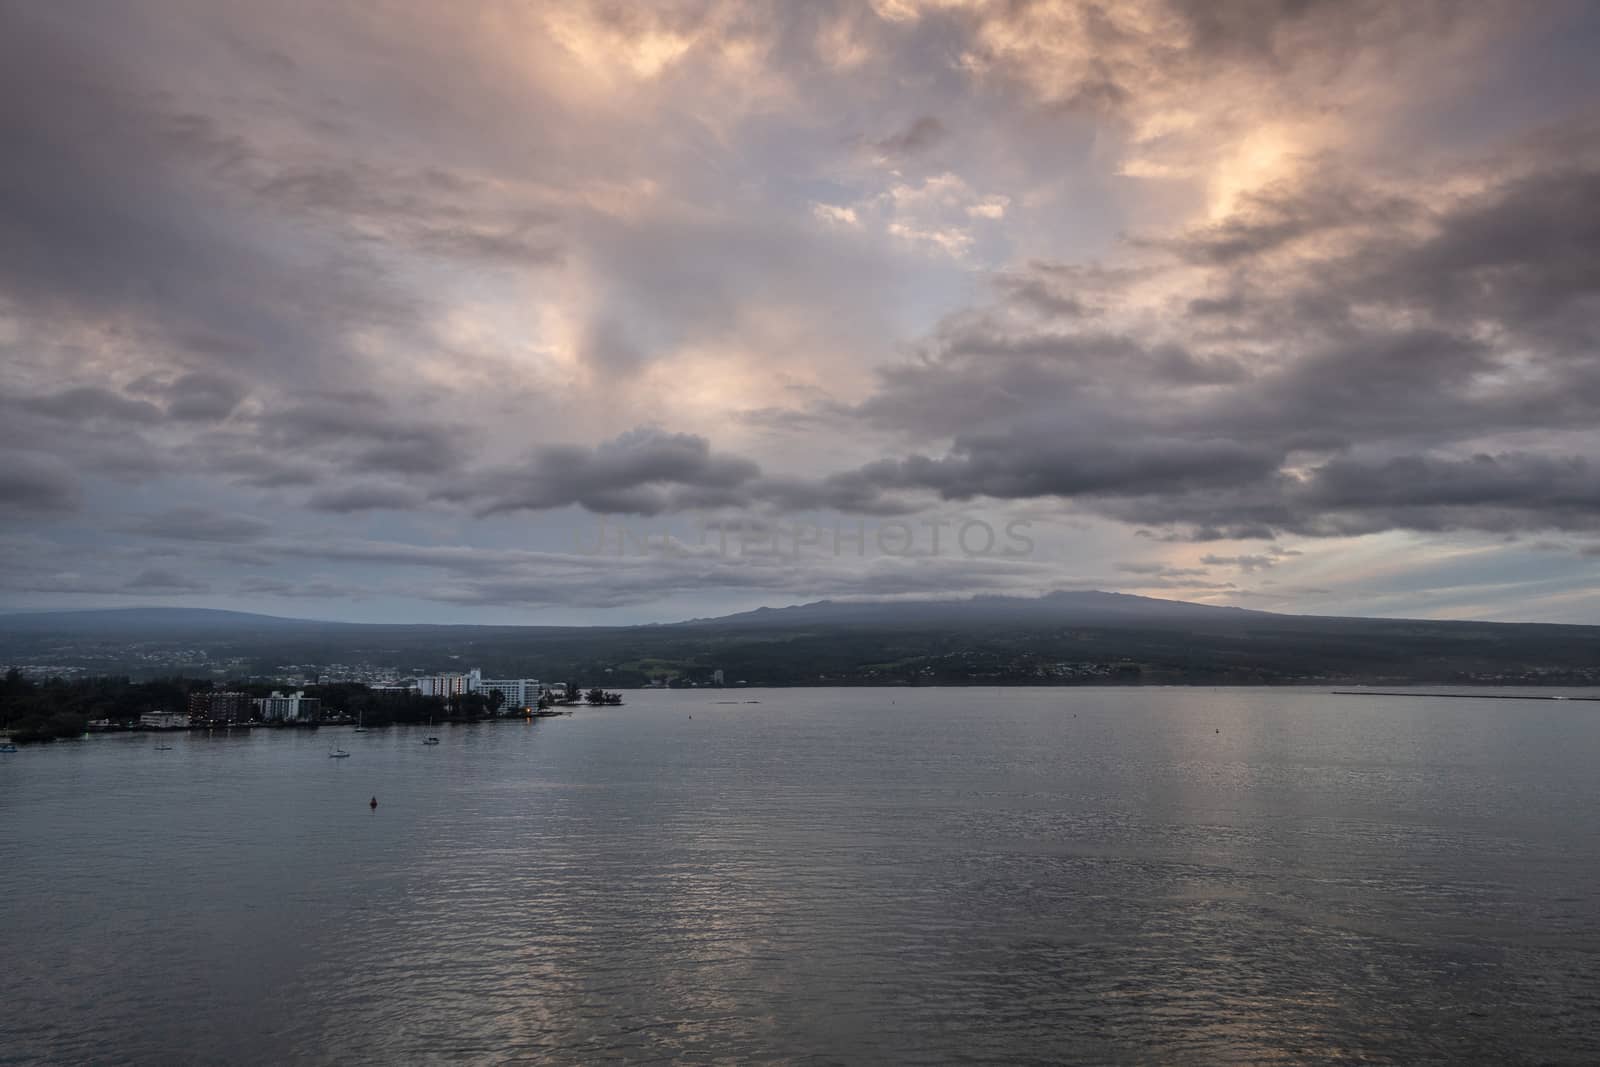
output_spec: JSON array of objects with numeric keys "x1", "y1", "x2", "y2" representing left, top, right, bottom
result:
[{"x1": 370, "y1": 796, "x2": 378, "y2": 809}]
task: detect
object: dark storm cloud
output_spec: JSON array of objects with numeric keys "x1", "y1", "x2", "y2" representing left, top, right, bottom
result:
[
  {"x1": 1355, "y1": 167, "x2": 1600, "y2": 350},
  {"x1": 848, "y1": 433, "x2": 1284, "y2": 501},
  {"x1": 1081, "y1": 452, "x2": 1600, "y2": 541},
  {"x1": 1287, "y1": 453, "x2": 1600, "y2": 535},
  {"x1": 1304, "y1": 454, "x2": 1596, "y2": 511},
  {"x1": 147, "y1": 394, "x2": 473, "y2": 499},
  {"x1": 1243, "y1": 328, "x2": 1497, "y2": 446},
  {"x1": 258, "y1": 394, "x2": 472, "y2": 478},
  {"x1": 467, "y1": 429, "x2": 763, "y2": 517},
  {"x1": 818, "y1": 128, "x2": 1600, "y2": 540},
  {"x1": 849, "y1": 317, "x2": 1245, "y2": 443}
]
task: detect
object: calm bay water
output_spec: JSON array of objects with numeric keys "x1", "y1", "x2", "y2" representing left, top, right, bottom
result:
[{"x1": 4, "y1": 686, "x2": 1600, "y2": 1064}]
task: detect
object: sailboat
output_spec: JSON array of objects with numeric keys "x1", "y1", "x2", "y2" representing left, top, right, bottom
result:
[
  {"x1": 422, "y1": 714, "x2": 440, "y2": 745},
  {"x1": 329, "y1": 744, "x2": 351, "y2": 758},
  {"x1": 354, "y1": 710, "x2": 368, "y2": 733}
]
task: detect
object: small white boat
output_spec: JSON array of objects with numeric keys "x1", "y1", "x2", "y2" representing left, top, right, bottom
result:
[
  {"x1": 329, "y1": 746, "x2": 351, "y2": 758},
  {"x1": 0, "y1": 742, "x2": 17, "y2": 753},
  {"x1": 422, "y1": 736, "x2": 440, "y2": 745},
  {"x1": 154, "y1": 744, "x2": 173, "y2": 751}
]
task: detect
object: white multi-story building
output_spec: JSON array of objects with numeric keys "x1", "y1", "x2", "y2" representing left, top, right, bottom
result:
[
  {"x1": 139, "y1": 711, "x2": 191, "y2": 729},
  {"x1": 476, "y1": 677, "x2": 542, "y2": 710},
  {"x1": 410, "y1": 669, "x2": 544, "y2": 711},
  {"x1": 254, "y1": 690, "x2": 322, "y2": 722},
  {"x1": 414, "y1": 669, "x2": 481, "y2": 698}
]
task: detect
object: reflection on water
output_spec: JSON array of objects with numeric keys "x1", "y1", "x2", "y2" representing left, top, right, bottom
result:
[{"x1": 4, "y1": 687, "x2": 1600, "y2": 1064}]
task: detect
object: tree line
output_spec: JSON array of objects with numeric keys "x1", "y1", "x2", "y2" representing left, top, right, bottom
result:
[
  {"x1": 0, "y1": 671, "x2": 219, "y2": 742},
  {"x1": 0, "y1": 673, "x2": 555, "y2": 743}
]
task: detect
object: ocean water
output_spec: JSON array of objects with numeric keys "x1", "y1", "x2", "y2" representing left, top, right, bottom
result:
[{"x1": 4, "y1": 687, "x2": 1600, "y2": 1064}]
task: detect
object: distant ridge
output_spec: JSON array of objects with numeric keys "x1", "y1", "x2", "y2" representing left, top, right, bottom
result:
[
  {"x1": 2, "y1": 592, "x2": 1597, "y2": 687},
  {"x1": 0, "y1": 591, "x2": 1272, "y2": 635},
  {"x1": 2, "y1": 590, "x2": 1594, "y2": 637},
  {"x1": 678, "y1": 590, "x2": 1272, "y2": 628}
]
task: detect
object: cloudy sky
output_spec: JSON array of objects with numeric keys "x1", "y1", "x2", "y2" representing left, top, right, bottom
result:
[{"x1": 3, "y1": 0, "x2": 1600, "y2": 624}]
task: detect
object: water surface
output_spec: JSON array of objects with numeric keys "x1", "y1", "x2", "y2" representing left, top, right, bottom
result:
[{"x1": 4, "y1": 687, "x2": 1600, "y2": 1064}]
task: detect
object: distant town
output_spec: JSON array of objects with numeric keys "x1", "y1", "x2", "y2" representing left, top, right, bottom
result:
[{"x1": 0, "y1": 668, "x2": 632, "y2": 744}]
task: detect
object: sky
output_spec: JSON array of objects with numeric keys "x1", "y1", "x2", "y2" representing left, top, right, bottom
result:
[{"x1": 3, "y1": 0, "x2": 1600, "y2": 625}]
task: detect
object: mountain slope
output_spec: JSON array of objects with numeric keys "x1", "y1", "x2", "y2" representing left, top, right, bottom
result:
[
  {"x1": 684, "y1": 590, "x2": 1270, "y2": 629},
  {"x1": 2, "y1": 594, "x2": 1598, "y2": 687}
]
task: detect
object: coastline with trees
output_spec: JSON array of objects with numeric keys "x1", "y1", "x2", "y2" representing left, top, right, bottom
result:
[{"x1": 0, "y1": 671, "x2": 625, "y2": 745}]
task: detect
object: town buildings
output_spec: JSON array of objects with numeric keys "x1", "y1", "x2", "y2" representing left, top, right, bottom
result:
[
  {"x1": 414, "y1": 669, "x2": 481, "y2": 698},
  {"x1": 188, "y1": 690, "x2": 254, "y2": 724},
  {"x1": 474, "y1": 677, "x2": 543, "y2": 711},
  {"x1": 411, "y1": 669, "x2": 543, "y2": 710},
  {"x1": 254, "y1": 690, "x2": 322, "y2": 723}
]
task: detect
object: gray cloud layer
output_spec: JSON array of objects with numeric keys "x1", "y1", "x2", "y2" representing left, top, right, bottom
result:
[
  {"x1": 812, "y1": 153, "x2": 1600, "y2": 539},
  {"x1": 3, "y1": 0, "x2": 1599, "y2": 620}
]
